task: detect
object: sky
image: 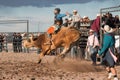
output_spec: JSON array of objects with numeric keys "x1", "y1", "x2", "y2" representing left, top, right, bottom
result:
[{"x1": 0, "y1": 0, "x2": 120, "y2": 32}]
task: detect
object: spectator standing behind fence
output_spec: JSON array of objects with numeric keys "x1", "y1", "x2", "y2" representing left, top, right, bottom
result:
[
  {"x1": 17, "y1": 33, "x2": 22, "y2": 53},
  {"x1": 97, "y1": 25, "x2": 118, "y2": 80},
  {"x1": 114, "y1": 15, "x2": 120, "y2": 28},
  {"x1": 82, "y1": 16, "x2": 90, "y2": 24},
  {"x1": 91, "y1": 14, "x2": 100, "y2": 37},
  {"x1": 102, "y1": 13, "x2": 115, "y2": 28},
  {"x1": 13, "y1": 33, "x2": 17, "y2": 52},
  {"x1": 0, "y1": 34, "x2": 4, "y2": 52},
  {"x1": 3, "y1": 33, "x2": 8, "y2": 52},
  {"x1": 85, "y1": 29, "x2": 99, "y2": 65},
  {"x1": 70, "y1": 10, "x2": 81, "y2": 29},
  {"x1": 63, "y1": 18, "x2": 69, "y2": 27}
]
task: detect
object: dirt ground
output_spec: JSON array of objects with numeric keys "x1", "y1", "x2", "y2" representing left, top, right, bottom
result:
[{"x1": 0, "y1": 52, "x2": 119, "y2": 80}]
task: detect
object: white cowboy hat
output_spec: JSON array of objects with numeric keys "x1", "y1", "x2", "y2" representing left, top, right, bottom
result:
[
  {"x1": 89, "y1": 29, "x2": 94, "y2": 32},
  {"x1": 73, "y1": 10, "x2": 77, "y2": 13},
  {"x1": 83, "y1": 16, "x2": 88, "y2": 19},
  {"x1": 97, "y1": 14, "x2": 100, "y2": 17},
  {"x1": 68, "y1": 17, "x2": 72, "y2": 21},
  {"x1": 104, "y1": 25, "x2": 114, "y2": 33}
]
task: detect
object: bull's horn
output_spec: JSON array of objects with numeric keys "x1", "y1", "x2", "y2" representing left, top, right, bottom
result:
[{"x1": 30, "y1": 33, "x2": 34, "y2": 38}]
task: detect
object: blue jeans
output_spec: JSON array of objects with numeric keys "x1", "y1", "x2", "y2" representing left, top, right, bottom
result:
[
  {"x1": 89, "y1": 46, "x2": 98, "y2": 63},
  {"x1": 91, "y1": 53, "x2": 97, "y2": 63}
]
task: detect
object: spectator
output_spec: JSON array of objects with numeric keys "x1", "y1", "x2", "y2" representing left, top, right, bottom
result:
[
  {"x1": 91, "y1": 14, "x2": 100, "y2": 37},
  {"x1": 101, "y1": 13, "x2": 117, "y2": 33},
  {"x1": 104, "y1": 13, "x2": 116, "y2": 28},
  {"x1": 98, "y1": 25, "x2": 118, "y2": 80},
  {"x1": 70, "y1": 10, "x2": 81, "y2": 29},
  {"x1": 114, "y1": 15, "x2": 120, "y2": 28},
  {"x1": 83, "y1": 16, "x2": 90, "y2": 23},
  {"x1": 0, "y1": 34, "x2": 4, "y2": 52},
  {"x1": 63, "y1": 18, "x2": 69, "y2": 27},
  {"x1": 17, "y1": 33, "x2": 22, "y2": 52},
  {"x1": 86, "y1": 29, "x2": 99, "y2": 65},
  {"x1": 68, "y1": 18, "x2": 73, "y2": 26},
  {"x1": 2, "y1": 33, "x2": 8, "y2": 52},
  {"x1": 13, "y1": 33, "x2": 17, "y2": 52}
]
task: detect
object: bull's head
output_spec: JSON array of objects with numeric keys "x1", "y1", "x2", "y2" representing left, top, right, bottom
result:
[{"x1": 23, "y1": 34, "x2": 36, "y2": 48}]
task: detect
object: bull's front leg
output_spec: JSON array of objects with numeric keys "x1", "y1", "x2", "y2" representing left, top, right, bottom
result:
[
  {"x1": 38, "y1": 46, "x2": 50, "y2": 64},
  {"x1": 38, "y1": 52, "x2": 45, "y2": 64},
  {"x1": 59, "y1": 46, "x2": 70, "y2": 58}
]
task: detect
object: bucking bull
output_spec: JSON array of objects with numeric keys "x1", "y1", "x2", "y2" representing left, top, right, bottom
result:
[{"x1": 23, "y1": 27, "x2": 81, "y2": 63}]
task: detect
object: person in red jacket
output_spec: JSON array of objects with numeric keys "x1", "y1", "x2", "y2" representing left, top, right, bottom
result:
[{"x1": 91, "y1": 14, "x2": 100, "y2": 37}]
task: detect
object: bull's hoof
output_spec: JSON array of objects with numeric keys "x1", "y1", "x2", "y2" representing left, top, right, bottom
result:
[
  {"x1": 61, "y1": 54, "x2": 65, "y2": 58},
  {"x1": 53, "y1": 54, "x2": 66, "y2": 64},
  {"x1": 58, "y1": 54, "x2": 65, "y2": 59},
  {"x1": 37, "y1": 59, "x2": 41, "y2": 64}
]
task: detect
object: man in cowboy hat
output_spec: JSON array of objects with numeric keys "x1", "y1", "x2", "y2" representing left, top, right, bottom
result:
[
  {"x1": 70, "y1": 9, "x2": 81, "y2": 29},
  {"x1": 97, "y1": 25, "x2": 118, "y2": 80},
  {"x1": 85, "y1": 29, "x2": 99, "y2": 65}
]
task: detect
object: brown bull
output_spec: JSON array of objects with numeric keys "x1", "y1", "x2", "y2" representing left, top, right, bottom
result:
[{"x1": 23, "y1": 27, "x2": 81, "y2": 63}]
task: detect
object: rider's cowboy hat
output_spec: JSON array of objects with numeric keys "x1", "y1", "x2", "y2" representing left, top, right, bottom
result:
[
  {"x1": 104, "y1": 25, "x2": 114, "y2": 33},
  {"x1": 89, "y1": 29, "x2": 94, "y2": 33},
  {"x1": 83, "y1": 16, "x2": 88, "y2": 19}
]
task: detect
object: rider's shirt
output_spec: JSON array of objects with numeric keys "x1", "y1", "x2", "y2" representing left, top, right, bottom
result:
[{"x1": 54, "y1": 14, "x2": 66, "y2": 24}]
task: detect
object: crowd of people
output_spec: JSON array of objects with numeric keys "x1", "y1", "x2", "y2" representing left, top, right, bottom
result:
[
  {"x1": 12, "y1": 33, "x2": 22, "y2": 53},
  {"x1": 62, "y1": 10, "x2": 90, "y2": 29},
  {"x1": 0, "y1": 33, "x2": 7, "y2": 52},
  {"x1": 86, "y1": 12, "x2": 120, "y2": 80}
]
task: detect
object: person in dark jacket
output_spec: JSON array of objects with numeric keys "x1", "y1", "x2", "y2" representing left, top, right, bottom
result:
[
  {"x1": 114, "y1": 15, "x2": 120, "y2": 28},
  {"x1": 105, "y1": 13, "x2": 116, "y2": 28},
  {"x1": 98, "y1": 25, "x2": 118, "y2": 80},
  {"x1": 0, "y1": 34, "x2": 4, "y2": 52},
  {"x1": 91, "y1": 14, "x2": 100, "y2": 37},
  {"x1": 17, "y1": 33, "x2": 22, "y2": 52},
  {"x1": 13, "y1": 33, "x2": 17, "y2": 52}
]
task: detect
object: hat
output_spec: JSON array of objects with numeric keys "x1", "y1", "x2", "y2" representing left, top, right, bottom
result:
[
  {"x1": 83, "y1": 16, "x2": 88, "y2": 19},
  {"x1": 73, "y1": 10, "x2": 77, "y2": 13},
  {"x1": 89, "y1": 29, "x2": 94, "y2": 32},
  {"x1": 104, "y1": 25, "x2": 114, "y2": 33},
  {"x1": 68, "y1": 18, "x2": 72, "y2": 21},
  {"x1": 97, "y1": 14, "x2": 100, "y2": 17}
]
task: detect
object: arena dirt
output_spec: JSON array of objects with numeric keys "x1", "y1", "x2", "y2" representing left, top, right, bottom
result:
[{"x1": 0, "y1": 52, "x2": 119, "y2": 80}]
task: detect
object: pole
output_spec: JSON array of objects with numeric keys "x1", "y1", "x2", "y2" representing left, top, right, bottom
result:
[
  {"x1": 100, "y1": 9, "x2": 103, "y2": 47},
  {"x1": 27, "y1": 20, "x2": 29, "y2": 35},
  {"x1": 26, "y1": 20, "x2": 29, "y2": 53}
]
